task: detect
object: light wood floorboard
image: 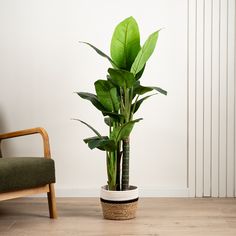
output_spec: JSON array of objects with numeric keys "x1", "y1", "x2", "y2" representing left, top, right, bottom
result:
[{"x1": 0, "y1": 198, "x2": 236, "y2": 236}]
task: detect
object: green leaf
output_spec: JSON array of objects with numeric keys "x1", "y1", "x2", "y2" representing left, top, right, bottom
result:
[
  {"x1": 94, "y1": 80, "x2": 120, "y2": 112},
  {"x1": 132, "y1": 94, "x2": 157, "y2": 114},
  {"x1": 102, "y1": 111, "x2": 124, "y2": 122},
  {"x1": 133, "y1": 85, "x2": 167, "y2": 96},
  {"x1": 73, "y1": 119, "x2": 102, "y2": 138},
  {"x1": 76, "y1": 92, "x2": 106, "y2": 112},
  {"x1": 84, "y1": 136, "x2": 105, "y2": 149},
  {"x1": 84, "y1": 136, "x2": 117, "y2": 151},
  {"x1": 110, "y1": 16, "x2": 141, "y2": 70},
  {"x1": 111, "y1": 118, "x2": 142, "y2": 142},
  {"x1": 80, "y1": 41, "x2": 118, "y2": 68},
  {"x1": 84, "y1": 136, "x2": 100, "y2": 144},
  {"x1": 104, "y1": 117, "x2": 115, "y2": 126},
  {"x1": 135, "y1": 64, "x2": 146, "y2": 80},
  {"x1": 110, "y1": 87, "x2": 120, "y2": 111},
  {"x1": 104, "y1": 117, "x2": 111, "y2": 126},
  {"x1": 134, "y1": 85, "x2": 153, "y2": 95},
  {"x1": 104, "y1": 115, "x2": 124, "y2": 126},
  {"x1": 152, "y1": 86, "x2": 167, "y2": 95},
  {"x1": 131, "y1": 30, "x2": 160, "y2": 75},
  {"x1": 108, "y1": 68, "x2": 136, "y2": 88}
]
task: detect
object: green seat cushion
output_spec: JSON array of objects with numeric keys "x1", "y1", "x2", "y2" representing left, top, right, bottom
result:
[{"x1": 0, "y1": 157, "x2": 55, "y2": 193}]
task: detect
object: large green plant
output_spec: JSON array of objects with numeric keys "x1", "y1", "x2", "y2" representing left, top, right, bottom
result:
[{"x1": 75, "y1": 16, "x2": 167, "y2": 191}]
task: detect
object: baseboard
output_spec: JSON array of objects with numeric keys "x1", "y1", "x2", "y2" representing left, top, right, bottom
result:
[{"x1": 52, "y1": 188, "x2": 190, "y2": 197}]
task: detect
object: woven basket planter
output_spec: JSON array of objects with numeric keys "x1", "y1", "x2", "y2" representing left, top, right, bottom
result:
[{"x1": 100, "y1": 185, "x2": 138, "y2": 220}]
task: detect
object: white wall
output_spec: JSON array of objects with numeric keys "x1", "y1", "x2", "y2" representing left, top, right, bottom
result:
[{"x1": 0, "y1": 0, "x2": 190, "y2": 197}]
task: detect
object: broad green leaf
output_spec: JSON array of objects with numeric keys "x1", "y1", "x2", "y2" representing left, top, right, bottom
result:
[
  {"x1": 102, "y1": 111, "x2": 124, "y2": 122},
  {"x1": 104, "y1": 115, "x2": 124, "y2": 126},
  {"x1": 84, "y1": 136, "x2": 101, "y2": 143},
  {"x1": 84, "y1": 136, "x2": 117, "y2": 151},
  {"x1": 131, "y1": 30, "x2": 160, "y2": 75},
  {"x1": 117, "y1": 118, "x2": 142, "y2": 141},
  {"x1": 104, "y1": 117, "x2": 111, "y2": 126},
  {"x1": 131, "y1": 94, "x2": 157, "y2": 114},
  {"x1": 84, "y1": 136, "x2": 105, "y2": 149},
  {"x1": 97, "y1": 139, "x2": 117, "y2": 151},
  {"x1": 80, "y1": 41, "x2": 118, "y2": 68},
  {"x1": 110, "y1": 87, "x2": 120, "y2": 111},
  {"x1": 134, "y1": 85, "x2": 167, "y2": 96},
  {"x1": 108, "y1": 68, "x2": 136, "y2": 88},
  {"x1": 152, "y1": 86, "x2": 167, "y2": 95},
  {"x1": 135, "y1": 64, "x2": 146, "y2": 80},
  {"x1": 94, "y1": 80, "x2": 120, "y2": 112},
  {"x1": 76, "y1": 92, "x2": 106, "y2": 112},
  {"x1": 104, "y1": 117, "x2": 115, "y2": 126},
  {"x1": 110, "y1": 16, "x2": 141, "y2": 70},
  {"x1": 133, "y1": 85, "x2": 153, "y2": 95},
  {"x1": 73, "y1": 119, "x2": 102, "y2": 137},
  {"x1": 111, "y1": 118, "x2": 142, "y2": 142}
]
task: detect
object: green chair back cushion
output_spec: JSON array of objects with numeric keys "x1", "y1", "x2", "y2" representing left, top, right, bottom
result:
[{"x1": 0, "y1": 157, "x2": 55, "y2": 193}]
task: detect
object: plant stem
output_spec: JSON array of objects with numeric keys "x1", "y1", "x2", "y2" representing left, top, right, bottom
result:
[
  {"x1": 106, "y1": 152, "x2": 112, "y2": 189},
  {"x1": 116, "y1": 146, "x2": 121, "y2": 191},
  {"x1": 120, "y1": 87, "x2": 125, "y2": 114},
  {"x1": 122, "y1": 137, "x2": 130, "y2": 190},
  {"x1": 107, "y1": 151, "x2": 117, "y2": 190},
  {"x1": 113, "y1": 150, "x2": 117, "y2": 189},
  {"x1": 130, "y1": 95, "x2": 139, "y2": 120},
  {"x1": 124, "y1": 87, "x2": 130, "y2": 122}
]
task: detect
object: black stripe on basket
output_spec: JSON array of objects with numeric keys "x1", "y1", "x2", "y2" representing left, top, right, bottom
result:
[{"x1": 100, "y1": 198, "x2": 139, "y2": 204}]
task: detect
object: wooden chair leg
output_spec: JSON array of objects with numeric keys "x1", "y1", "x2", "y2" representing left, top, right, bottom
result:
[{"x1": 47, "y1": 184, "x2": 57, "y2": 219}]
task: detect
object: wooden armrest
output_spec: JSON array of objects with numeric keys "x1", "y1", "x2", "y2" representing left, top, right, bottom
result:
[{"x1": 0, "y1": 127, "x2": 51, "y2": 159}]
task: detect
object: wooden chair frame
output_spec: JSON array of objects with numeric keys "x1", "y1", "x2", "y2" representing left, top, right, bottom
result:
[{"x1": 0, "y1": 127, "x2": 57, "y2": 219}]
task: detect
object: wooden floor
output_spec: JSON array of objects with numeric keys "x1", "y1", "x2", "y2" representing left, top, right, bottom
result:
[{"x1": 0, "y1": 198, "x2": 236, "y2": 236}]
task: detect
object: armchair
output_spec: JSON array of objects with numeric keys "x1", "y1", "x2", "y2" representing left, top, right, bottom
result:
[{"x1": 0, "y1": 127, "x2": 57, "y2": 219}]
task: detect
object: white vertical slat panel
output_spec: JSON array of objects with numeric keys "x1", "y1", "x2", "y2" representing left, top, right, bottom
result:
[
  {"x1": 234, "y1": 0, "x2": 236, "y2": 198},
  {"x1": 196, "y1": 0, "x2": 204, "y2": 197},
  {"x1": 219, "y1": 0, "x2": 228, "y2": 197},
  {"x1": 211, "y1": 0, "x2": 220, "y2": 197},
  {"x1": 226, "y1": 0, "x2": 235, "y2": 197},
  {"x1": 188, "y1": 0, "x2": 197, "y2": 197},
  {"x1": 188, "y1": 0, "x2": 236, "y2": 197},
  {"x1": 203, "y1": 0, "x2": 212, "y2": 197},
  {"x1": 187, "y1": 0, "x2": 190, "y2": 192}
]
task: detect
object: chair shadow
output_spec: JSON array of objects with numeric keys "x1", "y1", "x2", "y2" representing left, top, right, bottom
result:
[
  {"x1": 0, "y1": 106, "x2": 17, "y2": 156},
  {"x1": 0, "y1": 105, "x2": 8, "y2": 133},
  {"x1": 0, "y1": 201, "x2": 52, "y2": 219}
]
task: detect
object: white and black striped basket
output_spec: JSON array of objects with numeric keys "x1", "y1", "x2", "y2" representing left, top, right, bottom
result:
[{"x1": 100, "y1": 185, "x2": 139, "y2": 220}]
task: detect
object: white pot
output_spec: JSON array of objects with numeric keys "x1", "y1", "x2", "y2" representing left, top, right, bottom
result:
[
  {"x1": 100, "y1": 185, "x2": 139, "y2": 220},
  {"x1": 100, "y1": 185, "x2": 138, "y2": 201}
]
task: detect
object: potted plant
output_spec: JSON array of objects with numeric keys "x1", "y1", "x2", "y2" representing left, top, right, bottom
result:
[{"x1": 75, "y1": 16, "x2": 167, "y2": 220}]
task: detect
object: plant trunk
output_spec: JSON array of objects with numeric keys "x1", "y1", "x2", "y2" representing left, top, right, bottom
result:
[{"x1": 122, "y1": 137, "x2": 130, "y2": 190}]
